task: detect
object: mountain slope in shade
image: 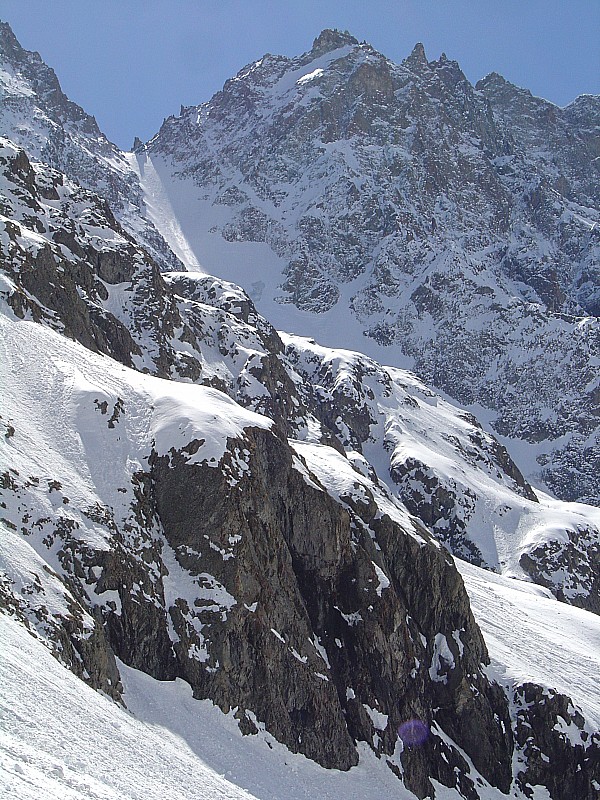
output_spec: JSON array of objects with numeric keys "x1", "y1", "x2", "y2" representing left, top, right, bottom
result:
[
  {"x1": 135, "y1": 29, "x2": 600, "y2": 506},
  {"x1": 0, "y1": 20, "x2": 182, "y2": 271}
]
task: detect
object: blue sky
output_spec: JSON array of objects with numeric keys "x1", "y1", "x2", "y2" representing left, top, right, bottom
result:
[{"x1": 3, "y1": 0, "x2": 599, "y2": 150}]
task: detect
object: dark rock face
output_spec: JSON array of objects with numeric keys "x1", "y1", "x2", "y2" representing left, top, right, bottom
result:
[
  {"x1": 389, "y1": 457, "x2": 485, "y2": 565},
  {"x1": 513, "y1": 684, "x2": 600, "y2": 800},
  {"x1": 281, "y1": 334, "x2": 600, "y2": 616},
  {"x1": 2, "y1": 340, "x2": 599, "y2": 799},
  {"x1": 149, "y1": 429, "x2": 359, "y2": 770},
  {"x1": 0, "y1": 140, "x2": 185, "y2": 375},
  {"x1": 69, "y1": 423, "x2": 517, "y2": 796},
  {"x1": 520, "y1": 527, "x2": 600, "y2": 615}
]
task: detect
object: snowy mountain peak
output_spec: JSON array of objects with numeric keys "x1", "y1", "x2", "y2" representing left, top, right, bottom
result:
[
  {"x1": 475, "y1": 70, "x2": 542, "y2": 107},
  {"x1": 139, "y1": 30, "x2": 600, "y2": 506},
  {"x1": 0, "y1": 19, "x2": 184, "y2": 272},
  {"x1": 0, "y1": 19, "x2": 100, "y2": 135},
  {"x1": 429, "y1": 51, "x2": 469, "y2": 84}
]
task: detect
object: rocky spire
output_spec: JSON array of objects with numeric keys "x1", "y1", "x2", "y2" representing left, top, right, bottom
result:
[
  {"x1": 431, "y1": 52, "x2": 470, "y2": 87},
  {"x1": 0, "y1": 19, "x2": 100, "y2": 134},
  {"x1": 0, "y1": 20, "x2": 24, "y2": 61},
  {"x1": 311, "y1": 29, "x2": 359, "y2": 57},
  {"x1": 476, "y1": 71, "x2": 510, "y2": 91},
  {"x1": 476, "y1": 71, "x2": 535, "y2": 104},
  {"x1": 404, "y1": 41, "x2": 429, "y2": 70}
]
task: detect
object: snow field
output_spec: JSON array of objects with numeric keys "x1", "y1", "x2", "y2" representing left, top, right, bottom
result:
[
  {"x1": 458, "y1": 559, "x2": 600, "y2": 730},
  {"x1": 0, "y1": 615, "x2": 259, "y2": 800}
]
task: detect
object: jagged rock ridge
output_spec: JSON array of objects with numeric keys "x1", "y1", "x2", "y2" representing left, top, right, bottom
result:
[
  {"x1": 2, "y1": 138, "x2": 597, "y2": 615},
  {"x1": 1, "y1": 135, "x2": 599, "y2": 798}
]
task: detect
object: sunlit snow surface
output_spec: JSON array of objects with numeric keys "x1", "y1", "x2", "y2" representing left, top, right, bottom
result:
[
  {"x1": 125, "y1": 35, "x2": 600, "y2": 511},
  {"x1": 0, "y1": 615, "x2": 259, "y2": 800},
  {"x1": 457, "y1": 560, "x2": 600, "y2": 730},
  {"x1": 0, "y1": 311, "x2": 271, "y2": 503},
  {"x1": 125, "y1": 150, "x2": 394, "y2": 362}
]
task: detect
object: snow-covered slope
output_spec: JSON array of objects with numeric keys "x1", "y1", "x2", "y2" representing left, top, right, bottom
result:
[
  {"x1": 459, "y1": 561, "x2": 600, "y2": 799},
  {"x1": 3, "y1": 130, "x2": 598, "y2": 612},
  {"x1": 457, "y1": 561, "x2": 600, "y2": 731},
  {"x1": 0, "y1": 308, "x2": 271, "y2": 687},
  {"x1": 1, "y1": 133, "x2": 598, "y2": 613},
  {"x1": 1, "y1": 613, "x2": 261, "y2": 800},
  {"x1": 135, "y1": 29, "x2": 600, "y2": 506},
  {"x1": 281, "y1": 333, "x2": 600, "y2": 611},
  {"x1": 2, "y1": 300, "x2": 599, "y2": 797}
]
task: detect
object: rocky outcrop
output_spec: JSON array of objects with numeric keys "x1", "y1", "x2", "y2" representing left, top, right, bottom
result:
[
  {"x1": 519, "y1": 526, "x2": 600, "y2": 615},
  {"x1": 281, "y1": 335, "x2": 600, "y2": 614},
  {"x1": 513, "y1": 684, "x2": 599, "y2": 800},
  {"x1": 147, "y1": 425, "x2": 515, "y2": 796},
  {"x1": 0, "y1": 140, "x2": 187, "y2": 375},
  {"x1": 0, "y1": 379, "x2": 515, "y2": 797},
  {"x1": 1, "y1": 25, "x2": 599, "y2": 797},
  {"x1": 4, "y1": 341, "x2": 598, "y2": 797},
  {"x1": 3, "y1": 136, "x2": 599, "y2": 617}
]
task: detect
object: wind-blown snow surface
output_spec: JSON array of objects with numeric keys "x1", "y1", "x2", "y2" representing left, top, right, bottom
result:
[
  {"x1": 3, "y1": 556, "x2": 599, "y2": 800},
  {"x1": 0, "y1": 614, "x2": 259, "y2": 800},
  {"x1": 0, "y1": 310, "x2": 271, "y2": 506},
  {"x1": 457, "y1": 562, "x2": 600, "y2": 730}
]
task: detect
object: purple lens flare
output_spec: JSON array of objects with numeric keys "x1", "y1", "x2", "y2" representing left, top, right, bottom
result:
[{"x1": 398, "y1": 719, "x2": 429, "y2": 746}]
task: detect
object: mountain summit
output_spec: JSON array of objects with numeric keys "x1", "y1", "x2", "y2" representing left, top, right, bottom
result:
[
  {"x1": 311, "y1": 28, "x2": 359, "y2": 55},
  {"x1": 0, "y1": 20, "x2": 182, "y2": 271},
  {"x1": 136, "y1": 31, "x2": 600, "y2": 506}
]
